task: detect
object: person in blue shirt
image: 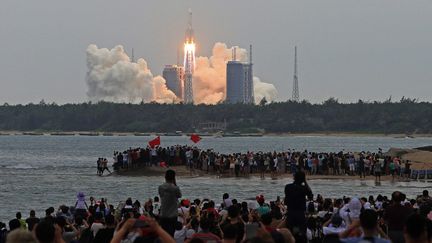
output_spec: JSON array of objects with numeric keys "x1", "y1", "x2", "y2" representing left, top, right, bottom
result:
[{"x1": 255, "y1": 195, "x2": 270, "y2": 216}]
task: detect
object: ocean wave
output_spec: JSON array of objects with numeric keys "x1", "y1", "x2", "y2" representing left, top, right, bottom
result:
[
  {"x1": 5, "y1": 164, "x2": 37, "y2": 169},
  {"x1": 3, "y1": 164, "x2": 94, "y2": 170}
]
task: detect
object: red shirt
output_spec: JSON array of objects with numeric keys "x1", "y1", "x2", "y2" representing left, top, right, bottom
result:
[{"x1": 205, "y1": 208, "x2": 220, "y2": 219}]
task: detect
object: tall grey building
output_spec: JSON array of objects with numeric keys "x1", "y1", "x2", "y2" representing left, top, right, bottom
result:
[
  {"x1": 162, "y1": 65, "x2": 184, "y2": 99},
  {"x1": 226, "y1": 46, "x2": 254, "y2": 104},
  {"x1": 226, "y1": 62, "x2": 254, "y2": 104}
]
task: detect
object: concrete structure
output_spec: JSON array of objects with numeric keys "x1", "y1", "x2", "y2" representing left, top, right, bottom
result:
[
  {"x1": 225, "y1": 46, "x2": 254, "y2": 104},
  {"x1": 162, "y1": 65, "x2": 184, "y2": 99}
]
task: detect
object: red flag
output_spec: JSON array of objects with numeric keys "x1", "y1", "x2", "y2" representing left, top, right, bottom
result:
[
  {"x1": 148, "y1": 136, "x2": 160, "y2": 148},
  {"x1": 190, "y1": 134, "x2": 201, "y2": 143}
]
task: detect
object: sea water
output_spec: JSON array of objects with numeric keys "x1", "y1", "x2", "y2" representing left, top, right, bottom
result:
[{"x1": 0, "y1": 135, "x2": 431, "y2": 222}]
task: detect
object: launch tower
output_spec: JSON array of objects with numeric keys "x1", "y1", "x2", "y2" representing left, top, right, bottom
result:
[{"x1": 183, "y1": 9, "x2": 196, "y2": 104}]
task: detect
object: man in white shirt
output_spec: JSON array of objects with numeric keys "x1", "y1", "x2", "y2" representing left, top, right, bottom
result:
[
  {"x1": 323, "y1": 215, "x2": 346, "y2": 235},
  {"x1": 90, "y1": 212, "x2": 104, "y2": 237}
]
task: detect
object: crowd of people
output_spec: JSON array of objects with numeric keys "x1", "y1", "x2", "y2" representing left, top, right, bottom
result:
[
  {"x1": 110, "y1": 146, "x2": 412, "y2": 181},
  {"x1": 1, "y1": 170, "x2": 431, "y2": 243}
]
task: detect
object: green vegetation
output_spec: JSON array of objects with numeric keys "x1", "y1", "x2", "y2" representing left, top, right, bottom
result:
[{"x1": 0, "y1": 97, "x2": 431, "y2": 134}]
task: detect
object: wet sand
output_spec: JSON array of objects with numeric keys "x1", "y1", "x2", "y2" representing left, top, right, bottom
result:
[{"x1": 115, "y1": 165, "x2": 417, "y2": 182}]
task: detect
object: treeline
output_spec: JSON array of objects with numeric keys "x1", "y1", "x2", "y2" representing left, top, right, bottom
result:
[{"x1": 0, "y1": 98, "x2": 431, "y2": 134}]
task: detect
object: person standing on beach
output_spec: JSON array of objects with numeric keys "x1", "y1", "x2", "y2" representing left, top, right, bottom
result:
[
  {"x1": 158, "y1": 169, "x2": 182, "y2": 236},
  {"x1": 358, "y1": 155, "x2": 365, "y2": 179},
  {"x1": 284, "y1": 171, "x2": 313, "y2": 243},
  {"x1": 25, "y1": 210, "x2": 40, "y2": 231},
  {"x1": 374, "y1": 157, "x2": 383, "y2": 182},
  {"x1": 100, "y1": 158, "x2": 111, "y2": 175}
]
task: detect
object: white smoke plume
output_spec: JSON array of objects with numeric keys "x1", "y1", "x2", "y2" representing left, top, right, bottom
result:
[
  {"x1": 193, "y1": 42, "x2": 278, "y2": 104},
  {"x1": 86, "y1": 44, "x2": 177, "y2": 103},
  {"x1": 253, "y1": 77, "x2": 278, "y2": 103}
]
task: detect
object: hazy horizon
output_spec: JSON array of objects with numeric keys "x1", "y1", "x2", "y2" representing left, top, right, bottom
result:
[{"x1": 1, "y1": 0, "x2": 431, "y2": 104}]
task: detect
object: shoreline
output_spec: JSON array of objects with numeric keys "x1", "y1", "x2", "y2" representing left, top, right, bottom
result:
[
  {"x1": 114, "y1": 165, "x2": 419, "y2": 182},
  {"x1": 1, "y1": 130, "x2": 432, "y2": 138}
]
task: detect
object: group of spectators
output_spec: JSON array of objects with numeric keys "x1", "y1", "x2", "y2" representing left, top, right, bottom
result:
[
  {"x1": 96, "y1": 158, "x2": 111, "y2": 176},
  {"x1": 110, "y1": 146, "x2": 411, "y2": 181},
  {"x1": 1, "y1": 170, "x2": 432, "y2": 243}
]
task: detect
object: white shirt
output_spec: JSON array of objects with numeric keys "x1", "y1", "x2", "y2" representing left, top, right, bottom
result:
[
  {"x1": 90, "y1": 222, "x2": 104, "y2": 237},
  {"x1": 323, "y1": 225, "x2": 346, "y2": 235},
  {"x1": 174, "y1": 226, "x2": 187, "y2": 243},
  {"x1": 177, "y1": 207, "x2": 189, "y2": 223},
  {"x1": 153, "y1": 202, "x2": 160, "y2": 215},
  {"x1": 151, "y1": 149, "x2": 157, "y2": 156}
]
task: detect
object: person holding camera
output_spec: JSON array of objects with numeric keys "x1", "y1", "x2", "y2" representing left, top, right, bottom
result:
[{"x1": 110, "y1": 217, "x2": 175, "y2": 243}]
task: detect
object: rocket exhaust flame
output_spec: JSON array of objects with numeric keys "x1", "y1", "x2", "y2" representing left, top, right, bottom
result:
[{"x1": 183, "y1": 42, "x2": 196, "y2": 71}]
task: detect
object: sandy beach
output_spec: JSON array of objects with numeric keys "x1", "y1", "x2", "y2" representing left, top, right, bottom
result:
[{"x1": 115, "y1": 165, "x2": 421, "y2": 182}]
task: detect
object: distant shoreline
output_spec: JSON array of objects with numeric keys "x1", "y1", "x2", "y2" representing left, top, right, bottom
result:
[{"x1": 1, "y1": 130, "x2": 432, "y2": 138}]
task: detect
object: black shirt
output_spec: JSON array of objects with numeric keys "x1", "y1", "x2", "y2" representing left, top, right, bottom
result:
[
  {"x1": 284, "y1": 183, "x2": 313, "y2": 212},
  {"x1": 26, "y1": 217, "x2": 40, "y2": 231},
  {"x1": 93, "y1": 227, "x2": 114, "y2": 243}
]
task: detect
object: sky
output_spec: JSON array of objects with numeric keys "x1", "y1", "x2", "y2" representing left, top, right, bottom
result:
[{"x1": 0, "y1": 0, "x2": 431, "y2": 104}]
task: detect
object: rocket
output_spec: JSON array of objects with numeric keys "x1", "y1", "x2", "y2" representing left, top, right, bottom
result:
[{"x1": 185, "y1": 8, "x2": 194, "y2": 44}]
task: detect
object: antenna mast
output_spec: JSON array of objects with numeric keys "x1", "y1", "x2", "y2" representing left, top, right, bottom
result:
[{"x1": 292, "y1": 46, "x2": 299, "y2": 102}]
